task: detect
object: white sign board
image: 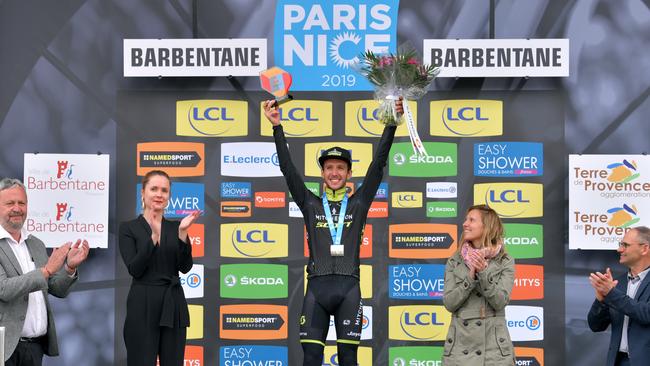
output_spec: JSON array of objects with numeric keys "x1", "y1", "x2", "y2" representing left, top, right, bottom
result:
[
  {"x1": 569, "y1": 154, "x2": 650, "y2": 249},
  {"x1": 423, "y1": 38, "x2": 569, "y2": 77},
  {"x1": 124, "y1": 38, "x2": 267, "y2": 77},
  {"x1": 24, "y1": 154, "x2": 109, "y2": 248}
]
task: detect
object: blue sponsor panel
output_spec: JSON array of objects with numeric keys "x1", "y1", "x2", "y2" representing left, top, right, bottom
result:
[
  {"x1": 221, "y1": 182, "x2": 252, "y2": 198},
  {"x1": 474, "y1": 142, "x2": 543, "y2": 177},
  {"x1": 220, "y1": 345, "x2": 288, "y2": 366},
  {"x1": 274, "y1": 0, "x2": 399, "y2": 91},
  {"x1": 389, "y1": 264, "x2": 445, "y2": 300},
  {"x1": 357, "y1": 181, "x2": 388, "y2": 199},
  {"x1": 136, "y1": 182, "x2": 204, "y2": 218}
]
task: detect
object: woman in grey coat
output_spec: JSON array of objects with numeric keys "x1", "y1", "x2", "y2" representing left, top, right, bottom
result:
[{"x1": 443, "y1": 204, "x2": 516, "y2": 366}]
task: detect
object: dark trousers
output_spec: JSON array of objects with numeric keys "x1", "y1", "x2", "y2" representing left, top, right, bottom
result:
[
  {"x1": 615, "y1": 352, "x2": 630, "y2": 366},
  {"x1": 6, "y1": 338, "x2": 45, "y2": 366},
  {"x1": 124, "y1": 325, "x2": 187, "y2": 366}
]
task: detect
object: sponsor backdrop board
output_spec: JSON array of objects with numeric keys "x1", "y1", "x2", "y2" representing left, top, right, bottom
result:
[
  {"x1": 569, "y1": 154, "x2": 650, "y2": 249},
  {"x1": 116, "y1": 90, "x2": 564, "y2": 365}
]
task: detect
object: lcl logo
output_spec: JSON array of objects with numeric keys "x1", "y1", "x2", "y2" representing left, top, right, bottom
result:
[
  {"x1": 191, "y1": 106, "x2": 234, "y2": 121},
  {"x1": 488, "y1": 189, "x2": 530, "y2": 203},
  {"x1": 279, "y1": 107, "x2": 318, "y2": 122},
  {"x1": 444, "y1": 107, "x2": 488, "y2": 121},
  {"x1": 234, "y1": 230, "x2": 276, "y2": 243}
]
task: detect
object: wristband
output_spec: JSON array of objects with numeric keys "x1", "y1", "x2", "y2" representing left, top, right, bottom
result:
[
  {"x1": 42, "y1": 267, "x2": 52, "y2": 277},
  {"x1": 65, "y1": 263, "x2": 76, "y2": 273}
]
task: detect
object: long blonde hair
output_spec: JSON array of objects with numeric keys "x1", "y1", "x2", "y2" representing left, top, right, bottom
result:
[{"x1": 459, "y1": 204, "x2": 505, "y2": 252}]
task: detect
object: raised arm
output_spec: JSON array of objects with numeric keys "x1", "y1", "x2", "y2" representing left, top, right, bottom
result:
[
  {"x1": 443, "y1": 255, "x2": 477, "y2": 313},
  {"x1": 119, "y1": 221, "x2": 155, "y2": 278},
  {"x1": 603, "y1": 286, "x2": 650, "y2": 325},
  {"x1": 356, "y1": 124, "x2": 397, "y2": 204},
  {"x1": 476, "y1": 254, "x2": 515, "y2": 311},
  {"x1": 264, "y1": 100, "x2": 312, "y2": 207}
]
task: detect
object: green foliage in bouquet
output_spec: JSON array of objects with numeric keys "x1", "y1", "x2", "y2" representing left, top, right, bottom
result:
[
  {"x1": 357, "y1": 49, "x2": 439, "y2": 126},
  {"x1": 359, "y1": 49, "x2": 439, "y2": 91}
]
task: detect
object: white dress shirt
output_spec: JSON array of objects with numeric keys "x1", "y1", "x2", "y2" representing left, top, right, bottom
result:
[
  {"x1": 0, "y1": 226, "x2": 48, "y2": 338},
  {"x1": 619, "y1": 267, "x2": 650, "y2": 353}
]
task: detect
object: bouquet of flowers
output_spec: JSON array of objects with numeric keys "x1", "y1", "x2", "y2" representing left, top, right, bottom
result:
[
  {"x1": 357, "y1": 46, "x2": 439, "y2": 155},
  {"x1": 358, "y1": 47, "x2": 439, "y2": 126}
]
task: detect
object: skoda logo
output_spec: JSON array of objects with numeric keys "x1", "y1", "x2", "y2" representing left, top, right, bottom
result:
[
  {"x1": 393, "y1": 358, "x2": 406, "y2": 366},
  {"x1": 393, "y1": 153, "x2": 406, "y2": 166},
  {"x1": 224, "y1": 274, "x2": 237, "y2": 287}
]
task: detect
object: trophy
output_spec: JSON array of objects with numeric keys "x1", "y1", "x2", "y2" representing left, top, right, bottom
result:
[{"x1": 260, "y1": 66, "x2": 293, "y2": 107}]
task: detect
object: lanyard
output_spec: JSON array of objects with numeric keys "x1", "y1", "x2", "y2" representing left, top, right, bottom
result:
[{"x1": 322, "y1": 193, "x2": 348, "y2": 246}]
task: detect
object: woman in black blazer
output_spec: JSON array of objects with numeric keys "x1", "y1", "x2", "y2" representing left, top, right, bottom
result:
[{"x1": 119, "y1": 170, "x2": 200, "y2": 366}]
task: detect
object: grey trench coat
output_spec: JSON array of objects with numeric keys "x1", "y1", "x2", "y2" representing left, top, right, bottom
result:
[{"x1": 442, "y1": 250, "x2": 516, "y2": 366}]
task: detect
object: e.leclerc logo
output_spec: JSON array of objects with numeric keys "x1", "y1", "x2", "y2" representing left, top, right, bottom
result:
[
  {"x1": 274, "y1": 0, "x2": 399, "y2": 91},
  {"x1": 221, "y1": 142, "x2": 281, "y2": 177}
]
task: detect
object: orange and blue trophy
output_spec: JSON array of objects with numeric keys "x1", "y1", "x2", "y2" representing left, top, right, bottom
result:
[{"x1": 260, "y1": 66, "x2": 293, "y2": 107}]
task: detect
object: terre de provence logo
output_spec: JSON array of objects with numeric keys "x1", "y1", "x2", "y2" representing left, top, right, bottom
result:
[
  {"x1": 607, "y1": 204, "x2": 640, "y2": 228},
  {"x1": 607, "y1": 159, "x2": 639, "y2": 183}
]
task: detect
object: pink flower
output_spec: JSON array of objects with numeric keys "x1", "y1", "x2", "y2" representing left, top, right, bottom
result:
[
  {"x1": 379, "y1": 56, "x2": 393, "y2": 67},
  {"x1": 407, "y1": 58, "x2": 418, "y2": 65}
]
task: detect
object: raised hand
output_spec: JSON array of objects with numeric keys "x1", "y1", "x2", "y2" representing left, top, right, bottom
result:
[
  {"x1": 395, "y1": 97, "x2": 404, "y2": 115},
  {"x1": 179, "y1": 210, "x2": 201, "y2": 241},
  {"x1": 263, "y1": 100, "x2": 281, "y2": 126},
  {"x1": 147, "y1": 217, "x2": 161, "y2": 246},
  {"x1": 66, "y1": 239, "x2": 90, "y2": 271},
  {"x1": 469, "y1": 251, "x2": 488, "y2": 272},
  {"x1": 589, "y1": 268, "x2": 618, "y2": 301},
  {"x1": 43, "y1": 242, "x2": 72, "y2": 278}
]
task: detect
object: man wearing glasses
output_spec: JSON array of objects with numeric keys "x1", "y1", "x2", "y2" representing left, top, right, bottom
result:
[{"x1": 587, "y1": 226, "x2": 650, "y2": 366}]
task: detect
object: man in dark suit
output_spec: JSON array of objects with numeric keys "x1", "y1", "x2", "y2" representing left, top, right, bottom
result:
[
  {"x1": 0, "y1": 178, "x2": 90, "y2": 365},
  {"x1": 588, "y1": 226, "x2": 650, "y2": 366}
]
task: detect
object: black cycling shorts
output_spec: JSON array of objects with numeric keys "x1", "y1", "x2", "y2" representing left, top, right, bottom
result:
[{"x1": 299, "y1": 275, "x2": 363, "y2": 346}]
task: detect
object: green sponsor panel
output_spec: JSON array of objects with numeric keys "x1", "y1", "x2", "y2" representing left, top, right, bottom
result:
[
  {"x1": 220, "y1": 263, "x2": 288, "y2": 299},
  {"x1": 389, "y1": 346, "x2": 444, "y2": 365},
  {"x1": 305, "y1": 182, "x2": 320, "y2": 196},
  {"x1": 389, "y1": 142, "x2": 457, "y2": 177},
  {"x1": 288, "y1": 182, "x2": 319, "y2": 199},
  {"x1": 503, "y1": 223, "x2": 543, "y2": 259},
  {"x1": 426, "y1": 201, "x2": 457, "y2": 218}
]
